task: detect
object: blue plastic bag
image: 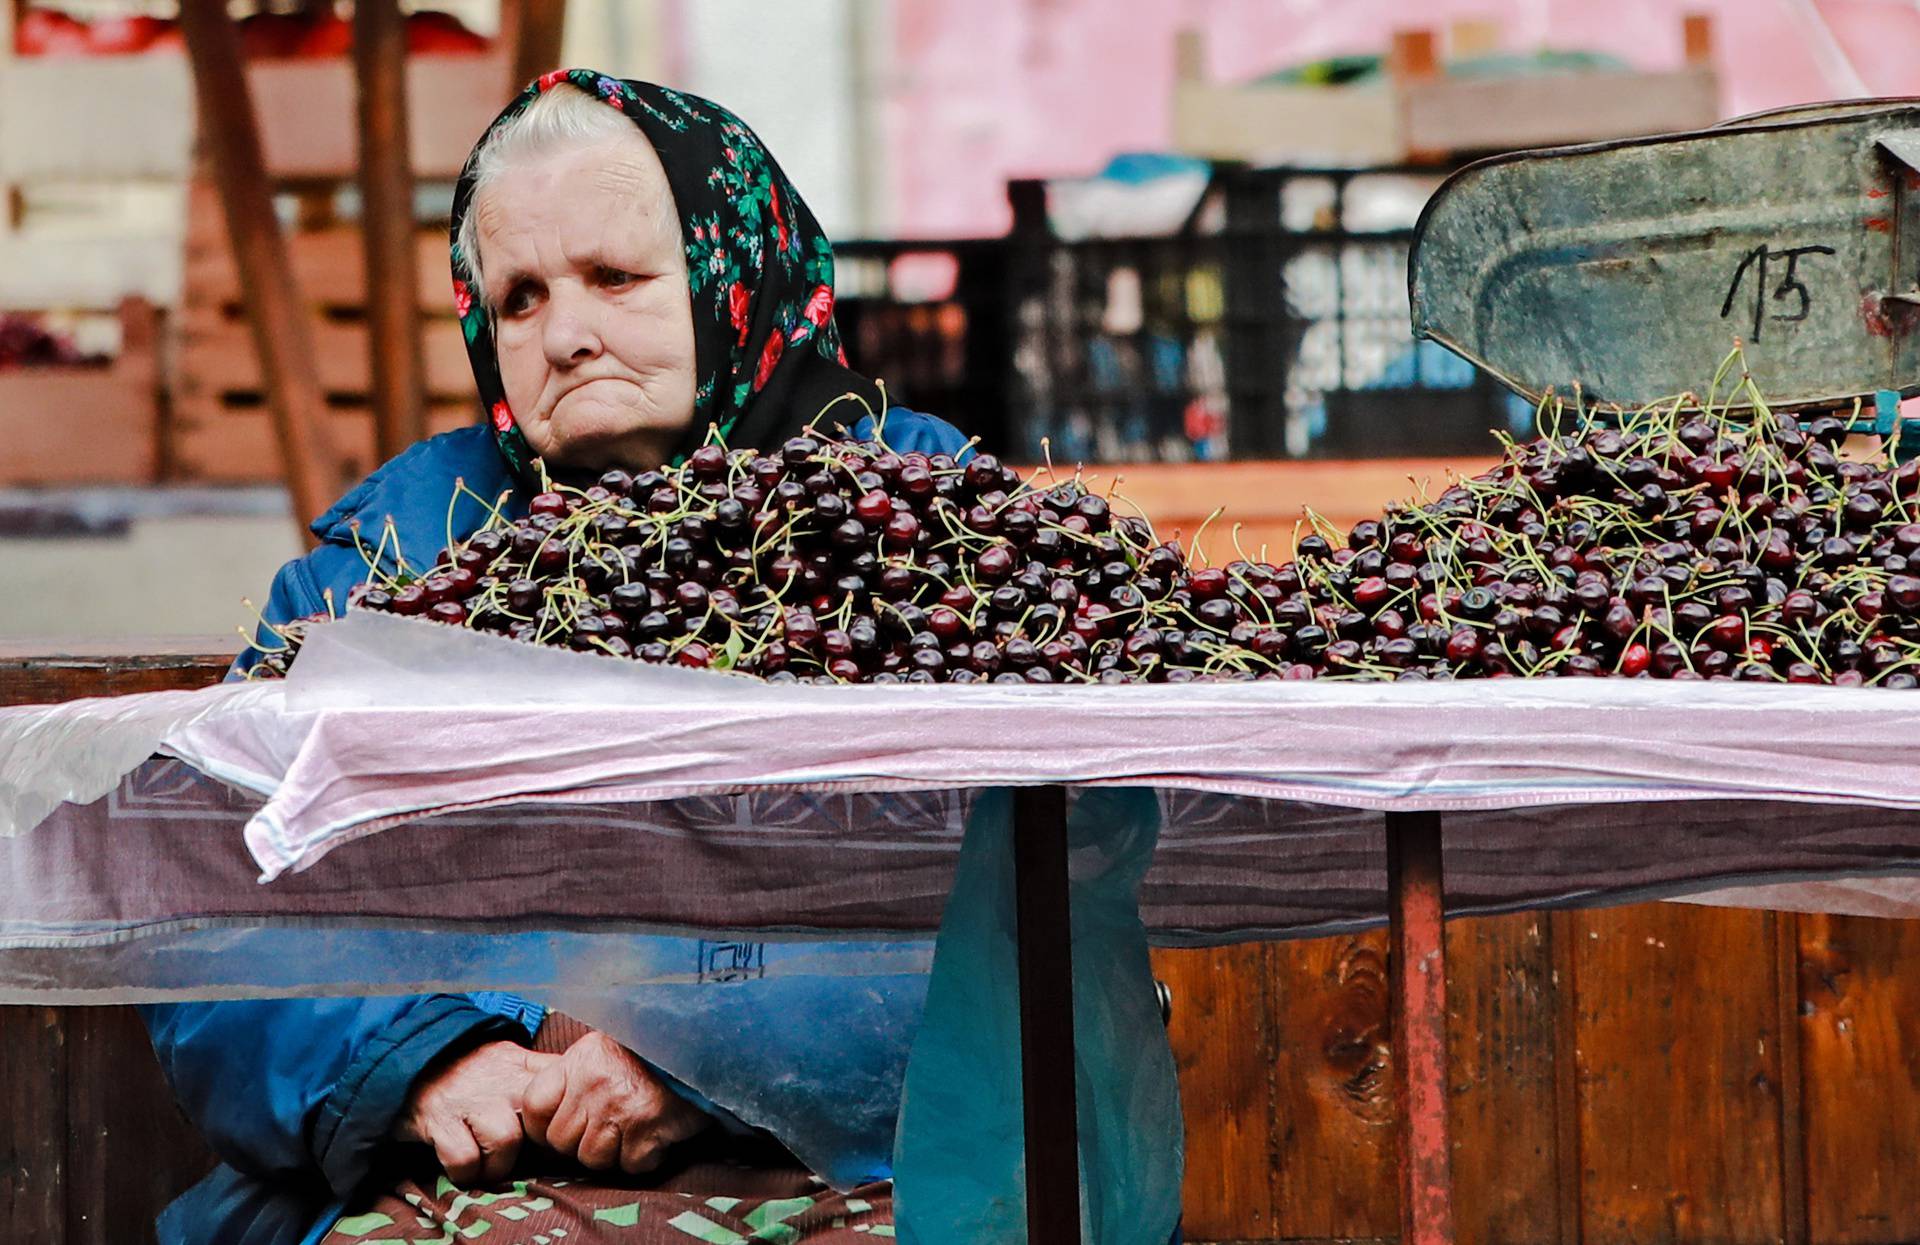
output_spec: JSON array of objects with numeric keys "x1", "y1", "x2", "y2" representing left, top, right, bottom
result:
[{"x1": 894, "y1": 786, "x2": 1183, "y2": 1244}]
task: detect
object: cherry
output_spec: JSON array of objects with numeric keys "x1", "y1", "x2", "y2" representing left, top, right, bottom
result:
[
  {"x1": 975, "y1": 544, "x2": 1016, "y2": 582},
  {"x1": 884, "y1": 512, "x2": 921, "y2": 550}
]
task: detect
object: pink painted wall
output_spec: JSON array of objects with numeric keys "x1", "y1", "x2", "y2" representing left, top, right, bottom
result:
[{"x1": 881, "y1": 0, "x2": 1920, "y2": 238}]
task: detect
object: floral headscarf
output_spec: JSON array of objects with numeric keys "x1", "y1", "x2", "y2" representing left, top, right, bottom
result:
[{"x1": 449, "y1": 70, "x2": 882, "y2": 481}]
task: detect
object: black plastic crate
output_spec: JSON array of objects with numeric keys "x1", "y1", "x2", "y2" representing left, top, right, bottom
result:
[{"x1": 836, "y1": 164, "x2": 1526, "y2": 463}]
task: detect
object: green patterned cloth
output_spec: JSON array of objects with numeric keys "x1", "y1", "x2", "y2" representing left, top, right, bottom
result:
[{"x1": 325, "y1": 1170, "x2": 894, "y2": 1244}]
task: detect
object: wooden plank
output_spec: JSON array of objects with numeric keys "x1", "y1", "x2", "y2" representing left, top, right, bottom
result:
[
  {"x1": 1069, "y1": 459, "x2": 1497, "y2": 561},
  {"x1": 1572, "y1": 904, "x2": 1786, "y2": 1245},
  {"x1": 1400, "y1": 68, "x2": 1720, "y2": 155},
  {"x1": 0, "y1": 299, "x2": 160, "y2": 486},
  {"x1": 0, "y1": 55, "x2": 509, "y2": 182},
  {"x1": 1797, "y1": 913, "x2": 1920, "y2": 1244},
  {"x1": 1172, "y1": 79, "x2": 1403, "y2": 165},
  {"x1": 0, "y1": 642, "x2": 230, "y2": 707},
  {"x1": 1267, "y1": 930, "x2": 1400, "y2": 1240},
  {"x1": 179, "y1": 0, "x2": 345, "y2": 536},
  {"x1": 355, "y1": 0, "x2": 428, "y2": 459},
  {"x1": 1774, "y1": 912, "x2": 1809, "y2": 1245},
  {"x1": 1151, "y1": 944, "x2": 1281, "y2": 1241},
  {"x1": 0, "y1": 1007, "x2": 66, "y2": 1244},
  {"x1": 1445, "y1": 912, "x2": 1561, "y2": 1245},
  {"x1": 1549, "y1": 910, "x2": 1584, "y2": 1245},
  {"x1": 63, "y1": 1006, "x2": 216, "y2": 1245},
  {"x1": 248, "y1": 55, "x2": 510, "y2": 181},
  {"x1": 1683, "y1": 15, "x2": 1715, "y2": 66},
  {"x1": 169, "y1": 396, "x2": 474, "y2": 484},
  {"x1": 186, "y1": 226, "x2": 451, "y2": 312},
  {"x1": 174, "y1": 315, "x2": 475, "y2": 401},
  {"x1": 184, "y1": 220, "x2": 452, "y2": 312},
  {"x1": 1388, "y1": 30, "x2": 1440, "y2": 84},
  {"x1": 0, "y1": 370, "x2": 157, "y2": 486}
]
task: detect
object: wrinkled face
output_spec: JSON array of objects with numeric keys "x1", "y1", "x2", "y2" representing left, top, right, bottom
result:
[{"x1": 474, "y1": 130, "x2": 696, "y2": 473}]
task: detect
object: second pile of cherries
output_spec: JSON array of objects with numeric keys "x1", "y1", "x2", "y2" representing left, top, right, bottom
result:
[{"x1": 347, "y1": 396, "x2": 1920, "y2": 686}]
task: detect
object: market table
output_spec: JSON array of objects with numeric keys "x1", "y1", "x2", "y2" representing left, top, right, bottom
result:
[{"x1": 10, "y1": 614, "x2": 1920, "y2": 1244}]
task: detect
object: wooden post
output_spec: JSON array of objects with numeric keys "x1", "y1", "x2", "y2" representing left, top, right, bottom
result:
[
  {"x1": 1683, "y1": 13, "x2": 1716, "y2": 67},
  {"x1": 355, "y1": 0, "x2": 427, "y2": 461},
  {"x1": 178, "y1": 0, "x2": 343, "y2": 540},
  {"x1": 1386, "y1": 810, "x2": 1456, "y2": 1245},
  {"x1": 1548, "y1": 909, "x2": 1584, "y2": 1245},
  {"x1": 1173, "y1": 28, "x2": 1206, "y2": 85},
  {"x1": 1449, "y1": 19, "x2": 1500, "y2": 59},
  {"x1": 2, "y1": 0, "x2": 18, "y2": 239},
  {"x1": 1388, "y1": 29, "x2": 1440, "y2": 83},
  {"x1": 500, "y1": 0, "x2": 569, "y2": 95},
  {"x1": 1013, "y1": 785, "x2": 1082, "y2": 1244},
  {"x1": 1773, "y1": 911, "x2": 1810, "y2": 1245},
  {"x1": 1388, "y1": 30, "x2": 1444, "y2": 166}
]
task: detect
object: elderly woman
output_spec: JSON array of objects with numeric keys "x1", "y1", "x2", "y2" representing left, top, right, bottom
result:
[{"x1": 140, "y1": 73, "x2": 970, "y2": 1245}]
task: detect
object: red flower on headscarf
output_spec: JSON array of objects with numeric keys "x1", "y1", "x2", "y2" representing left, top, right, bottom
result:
[
  {"x1": 490, "y1": 400, "x2": 514, "y2": 432},
  {"x1": 769, "y1": 181, "x2": 789, "y2": 254},
  {"x1": 802, "y1": 283, "x2": 833, "y2": 328},
  {"x1": 452, "y1": 278, "x2": 472, "y2": 319},
  {"x1": 753, "y1": 331, "x2": 785, "y2": 392},
  {"x1": 536, "y1": 69, "x2": 568, "y2": 93},
  {"x1": 728, "y1": 281, "x2": 751, "y2": 346}
]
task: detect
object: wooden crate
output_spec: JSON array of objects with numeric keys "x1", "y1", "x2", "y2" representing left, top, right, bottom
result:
[
  {"x1": 1061, "y1": 457, "x2": 1500, "y2": 561},
  {"x1": 1173, "y1": 18, "x2": 1721, "y2": 164},
  {"x1": 167, "y1": 178, "x2": 478, "y2": 484},
  {"x1": 0, "y1": 51, "x2": 511, "y2": 183},
  {"x1": 0, "y1": 298, "x2": 159, "y2": 485}
]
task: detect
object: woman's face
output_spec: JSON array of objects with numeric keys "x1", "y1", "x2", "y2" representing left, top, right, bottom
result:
[{"x1": 474, "y1": 130, "x2": 697, "y2": 473}]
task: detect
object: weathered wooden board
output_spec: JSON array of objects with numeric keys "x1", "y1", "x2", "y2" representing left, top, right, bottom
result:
[
  {"x1": 62, "y1": 1007, "x2": 214, "y2": 1245},
  {"x1": 1797, "y1": 913, "x2": 1920, "y2": 1245},
  {"x1": 0, "y1": 299, "x2": 160, "y2": 487},
  {"x1": 171, "y1": 172, "x2": 474, "y2": 486},
  {"x1": 168, "y1": 396, "x2": 474, "y2": 485},
  {"x1": 1264, "y1": 930, "x2": 1400, "y2": 1239},
  {"x1": 182, "y1": 207, "x2": 454, "y2": 313},
  {"x1": 1157, "y1": 943, "x2": 1281, "y2": 1241},
  {"x1": 1445, "y1": 913, "x2": 1562, "y2": 1245},
  {"x1": 1071, "y1": 458, "x2": 1498, "y2": 563},
  {"x1": 0, "y1": 54, "x2": 509, "y2": 182},
  {"x1": 1570, "y1": 904, "x2": 1788, "y2": 1245},
  {"x1": 0, "y1": 639, "x2": 232, "y2": 709},
  {"x1": 0, "y1": 1006, "x2": 67, "y2": 1244},
  {"x1": 173, "y1": 313, "x2": 475, "y2": 400}
]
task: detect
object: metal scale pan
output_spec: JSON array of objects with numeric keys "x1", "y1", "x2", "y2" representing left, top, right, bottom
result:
[{"x1": 1410, "y1": 98, "x2": 1920, "y2": 421}]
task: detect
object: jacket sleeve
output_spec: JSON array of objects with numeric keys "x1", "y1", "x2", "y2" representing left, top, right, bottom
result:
[
  {"x1": 857, "y1": 408, "x2": 977, "y2": 462},
  {"x1": 183, "y1": 530, "x2": 549, "y2": 1195},
  {"x1": 228, "y1": 544, "x2": 374, "y2": 680},
  {"x1": 139, "y1": 993, "x2": 543, "y2": 1198}
]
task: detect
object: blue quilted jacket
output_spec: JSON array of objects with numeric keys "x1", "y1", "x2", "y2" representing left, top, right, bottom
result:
[{"x1": 142, "y1": 409, "x2": 971, "y2": 1245}]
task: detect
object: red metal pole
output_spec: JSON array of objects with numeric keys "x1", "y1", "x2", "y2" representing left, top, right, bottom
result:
[
  {"x1": 1013, "y1": 784, "x2": 1081, "y2": 1244},
  {"x1": 1387, "y1": 810, "x2": 1456, "y2": 1245}
]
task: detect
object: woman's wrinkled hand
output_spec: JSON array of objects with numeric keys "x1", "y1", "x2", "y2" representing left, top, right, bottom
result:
[
  {"x1": 520, "y1": 1030, "x2": 710, "y2": 1174},
  {"x1": 392, "y1": 1039, "x2": 557, "y2": 1186}
]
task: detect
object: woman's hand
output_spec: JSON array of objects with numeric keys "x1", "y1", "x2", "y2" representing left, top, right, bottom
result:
[
  {"x1": 392, "y1": 1039, "x2": 555, "y2": 1186},
  {"x1": 521, "y1": 1030, "x2": 710, "y2": 1174}
]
